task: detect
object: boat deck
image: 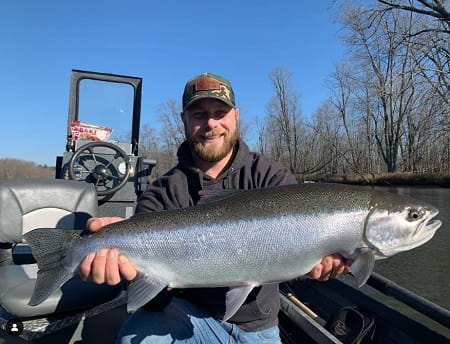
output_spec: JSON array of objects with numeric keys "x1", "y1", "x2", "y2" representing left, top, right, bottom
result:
[{"x1": 0, "y1": 293, "x2": 128, "y2": 344}]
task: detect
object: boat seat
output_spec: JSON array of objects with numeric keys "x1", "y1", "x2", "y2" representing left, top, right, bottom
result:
[{"x1": 0, "y1": 178, "x2": 123, "y2": 318}]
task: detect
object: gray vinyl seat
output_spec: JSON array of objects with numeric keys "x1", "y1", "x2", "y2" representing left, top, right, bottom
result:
[{"x1": 0, "y1": 178, "x2": 123, "y2": 318}]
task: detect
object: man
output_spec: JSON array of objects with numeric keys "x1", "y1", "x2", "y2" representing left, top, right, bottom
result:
[{"x1": 80, "y1": 73, "x2": 350, "y2": 343}]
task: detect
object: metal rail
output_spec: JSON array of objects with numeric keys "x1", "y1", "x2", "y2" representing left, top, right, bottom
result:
[
  {"x1": 279, "y1": 294, "x2": 342, "y2": 344},
  {"x1": 367, "y1": 272, "x2": 450, "y2": 328}
]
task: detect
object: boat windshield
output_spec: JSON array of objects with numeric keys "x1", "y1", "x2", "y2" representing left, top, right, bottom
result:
[{"x1": 78, "y1": 79, "x2": 134, "y2": 143}]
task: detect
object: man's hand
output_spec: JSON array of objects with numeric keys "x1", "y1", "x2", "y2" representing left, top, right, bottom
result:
[
  {"x1": 308, "y1": 254, "x2": 352, "y2": 281},
  {"x1": 79, "y1": 217, "x2": 137, "y2": 285}
]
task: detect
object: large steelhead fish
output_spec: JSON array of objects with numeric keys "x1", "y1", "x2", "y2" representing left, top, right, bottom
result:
[{"x1": 24, "y1": 183, "x2": 441, "y2": 321}]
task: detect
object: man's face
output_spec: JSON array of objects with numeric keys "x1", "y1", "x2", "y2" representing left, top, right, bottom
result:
[{"x1": 182, "y1": 98, "x2": 239, "y2": 162}]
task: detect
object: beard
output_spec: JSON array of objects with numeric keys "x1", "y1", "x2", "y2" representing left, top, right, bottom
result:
[{"x1": 188, "y1": 126, "x2": 239, "y2": 163}]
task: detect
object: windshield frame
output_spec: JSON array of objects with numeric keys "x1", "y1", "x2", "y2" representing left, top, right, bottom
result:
[{"x1": 66, "y1": 69, "x2": 142, "y2": 155}]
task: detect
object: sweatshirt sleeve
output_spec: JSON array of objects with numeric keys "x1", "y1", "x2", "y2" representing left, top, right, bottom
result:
[
  {"x1": 135, "y1": 168, "x2": 193, "y2": 214},
  {"x1": 266, "y1": 165, "x2": 297, "y2": 187},
  {"x1": 252, "y1": 154, "x2": 297, "y2": 188}
]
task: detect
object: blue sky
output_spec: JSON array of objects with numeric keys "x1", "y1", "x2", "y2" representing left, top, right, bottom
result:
[{"x1": 0, "y1": 1, "x2": 346, "y2": 166}]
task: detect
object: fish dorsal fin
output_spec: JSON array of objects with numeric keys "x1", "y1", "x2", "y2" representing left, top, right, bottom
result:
[
  {"x1": 223, "y1": 284, "x2": 257, "y2": 322},
  {"x1": 127, "y1": 274, "x2": 166, "y2": 312},
  {"x1": 351, "y1": 248, "x2": 375, "y2": 287},
  {"x1": 197, "y1": 189, "x2": 242, "y2": 205}
]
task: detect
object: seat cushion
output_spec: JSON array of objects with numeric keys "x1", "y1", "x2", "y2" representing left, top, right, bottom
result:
[
  {"x1": 0, "y1": 179, "x2": 98, "y2": 243},
  {"x1": 0, "y1": 179, "x2": 119, "y2": 318},
  {"x1": 0, "y1": 264, "x2": 123, "y2": 318}
]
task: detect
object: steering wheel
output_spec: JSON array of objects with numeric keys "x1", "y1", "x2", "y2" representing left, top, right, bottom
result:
[{"x1": 68, "y1": 142, "x2": 131, "y2": 196}]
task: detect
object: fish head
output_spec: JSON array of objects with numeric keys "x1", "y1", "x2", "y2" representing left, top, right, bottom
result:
[{"x1": 364, "y1": 192, "x2": 441, "y2": 258}]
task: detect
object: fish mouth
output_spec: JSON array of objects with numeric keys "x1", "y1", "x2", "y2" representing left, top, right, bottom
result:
[
  {"x1": 424, "y1": 210, "x2": 441, "y2": 231},
  {"x1": 414, "y1": 210, "x2": 441, "y2": 243}
]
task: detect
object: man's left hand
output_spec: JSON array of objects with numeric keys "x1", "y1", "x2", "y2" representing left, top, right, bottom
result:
[{"x1": 308, "y1": 254, "x2": 352, "y2": 281}]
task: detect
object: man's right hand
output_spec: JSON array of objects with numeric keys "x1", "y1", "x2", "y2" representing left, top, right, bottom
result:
[{"x1": 79, "y1": 217, "x2": 137, "y2": 285}]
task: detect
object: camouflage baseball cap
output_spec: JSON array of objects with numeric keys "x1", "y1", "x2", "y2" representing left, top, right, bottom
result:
[{"x1": 182, "y1": 72, "x2": 235, "y2": 111}]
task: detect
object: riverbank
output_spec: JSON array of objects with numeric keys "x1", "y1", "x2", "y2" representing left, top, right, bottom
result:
[{"x1": 296, "y1": 172, "x2": 450, "y2": 186}]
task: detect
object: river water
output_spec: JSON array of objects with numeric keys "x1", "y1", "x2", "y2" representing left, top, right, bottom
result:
[{"x1": 347, "y1": 186, "x2": 450, "y2": 337}]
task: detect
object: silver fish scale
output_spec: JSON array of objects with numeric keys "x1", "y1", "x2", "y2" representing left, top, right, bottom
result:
[
  {"x1": 102, "y1": 184, "x2": 375, "y2": 233},
  {"x1": 64, "y1": 183, "x2": 435, "y2": 286},
  {"x1": 26, "y1": 182, "x2": 441, "y2": 313},
  {"x1": 24, "y1": 184, "x2": 442, "y2": 319},
  {"x1": 64, "y1": 184, "x2": 375, "y2": 282},
  {"x1": 66, "y1": 206, "x2": 367, "y2": 288}
]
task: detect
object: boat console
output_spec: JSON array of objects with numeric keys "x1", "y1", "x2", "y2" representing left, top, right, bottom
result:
[
  {"x1": 0, "y1": 70, "x2": 157, "y2": 342},
  {"x1": 55, "y1": 69, "x2": 156, "y2": 218}
]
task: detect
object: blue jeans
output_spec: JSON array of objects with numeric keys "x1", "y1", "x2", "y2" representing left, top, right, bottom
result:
[{"x1": 116, "y1": 297, "x2": 281, "y2": 344}]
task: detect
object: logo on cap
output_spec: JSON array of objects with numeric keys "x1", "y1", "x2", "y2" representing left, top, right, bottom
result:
[{"x1": 195, "y1": 77, "x2": 221, "y2": 91}]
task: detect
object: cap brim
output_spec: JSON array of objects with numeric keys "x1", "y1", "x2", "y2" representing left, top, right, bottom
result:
[{"x1": 184, "y1": 95, "x2": 235, "y2": 111}]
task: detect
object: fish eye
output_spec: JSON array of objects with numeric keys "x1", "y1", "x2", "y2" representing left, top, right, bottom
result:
[{"x1": 407, "y1": 208, "x2": 423, "y2": 221}]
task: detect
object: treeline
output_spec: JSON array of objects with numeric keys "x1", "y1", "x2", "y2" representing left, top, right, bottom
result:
[
  {"x1": 5, "y1": 2, "x2": 449, "y2": 184},
  {"x1": 0, "y1": 158, "x2": 55, "y2": 180},
  {"x1": 138, "y1": 1, "x2": 449, "y2": 182},
  {"x1": 258, "y1": 1, "x2": 450, "y2": 179}
]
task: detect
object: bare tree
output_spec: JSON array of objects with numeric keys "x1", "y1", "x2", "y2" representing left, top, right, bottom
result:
[
  {"x1": 255, "y1": 117, "x2": 267, "y2": 155},
  {"x1": 339, "y1": 5, "x2": 423, "y2": 172},
  {"x1": 264, "y1": 67, "x2": 304, "y2": 172},
  {"x1": 314, "y1": 0, "x2": 450, "y2": 176},
  {"x1": 250, "y1": 1, "x2": 450, "y2": 178},
  {"x1": 157, "y1": 99, "x2": 185, "y2": 153},
  {"x1": 377, "y1": 0, "x2": 450, "y2": 30},
  {"x1": 327, "y1": 61, "x2": 369, "y2": 175},
  {"x1": 378, "y1": 1, "x2": 450, "y2": 118},
  {"x1": 309, "y1": 102, "x2": 344, "y2": 176}
]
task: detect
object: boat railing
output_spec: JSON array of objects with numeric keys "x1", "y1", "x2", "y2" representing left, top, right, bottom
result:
[
  {"x1": 367, "y1": 272, "x2": 450, "y2": 328},
  {"x1": 279, "y1": 273, "x2": 450, "y2": 343}
]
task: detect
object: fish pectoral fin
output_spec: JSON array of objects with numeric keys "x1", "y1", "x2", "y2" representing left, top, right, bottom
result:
[
  {"x1": 351, "y1": 248, "x2": 375, "y2": 287},
  {"x1": 223, "y1": 284, "x2": 257, "y2": 322},
  {"x1": 127, "y1": 274, "x2": 166, "y2": 312}
]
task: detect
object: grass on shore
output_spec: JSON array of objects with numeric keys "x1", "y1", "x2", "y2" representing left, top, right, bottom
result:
[{"x1": 297, "y1": 172, "x2": 450, "y2": 186}]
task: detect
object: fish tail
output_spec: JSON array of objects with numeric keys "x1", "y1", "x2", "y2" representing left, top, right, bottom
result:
[{"x1": 23, "y1": 228, "x2": 81, "y2": 306}]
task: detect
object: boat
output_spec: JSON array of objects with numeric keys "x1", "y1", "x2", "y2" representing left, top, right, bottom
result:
[
  {"x1": 0, "y1": 70, "x2": 448, "y2": 343},
  {"x1": 278, "y1": 276, "x2": 450, "y2": 343}
]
